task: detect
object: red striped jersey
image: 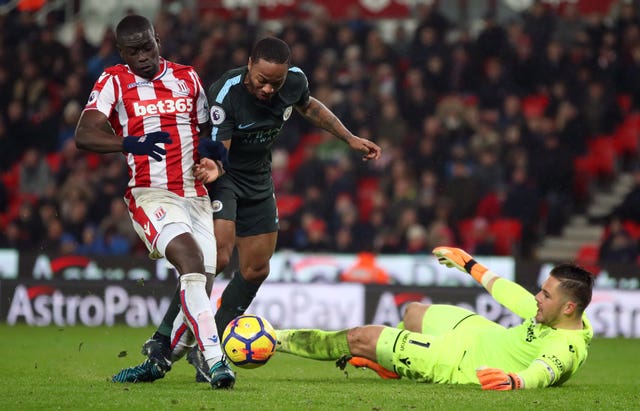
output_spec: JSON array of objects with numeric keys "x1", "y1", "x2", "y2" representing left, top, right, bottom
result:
[{"x1": 83, "y1": 58, "x2": 209, "y2": 198}]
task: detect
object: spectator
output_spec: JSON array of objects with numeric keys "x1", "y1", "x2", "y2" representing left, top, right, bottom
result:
[
  {"x1": 18, "y1": 148, "x2": 55, "y2": 198},
  {"x1": 405, "y1": 223, "x2": 429, "y2": 254},
  {"x1": 3, "y1": 3, "x2": 640, "y2": 261},
  {"x1": 614, "y1": 167, "x2": 640, "y2": 223},
  {"x1": 443, "y1": 160, "x2": 483, "y2": 223},
  {"x1": 599, "y1": 218, "x2": 639, "y2": 264}
]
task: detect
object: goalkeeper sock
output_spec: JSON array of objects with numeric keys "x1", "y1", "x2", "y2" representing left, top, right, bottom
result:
[
  {"x1": 276, "y1": 329, "x2": 351, "y2": 360},
  {"x1": 214, "y1": 271, "x2": 260, "y2": 336}
]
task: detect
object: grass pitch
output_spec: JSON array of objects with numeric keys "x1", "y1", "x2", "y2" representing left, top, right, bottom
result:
[{"x1": 0, "y1": 324, "x2": 638, "y2": 410}]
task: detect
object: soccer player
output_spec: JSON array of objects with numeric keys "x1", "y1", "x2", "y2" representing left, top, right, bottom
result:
[
  {"x1": 74, "y1": 14, "x2": 235, "y2": 389},
  {"x1": 116, "y1": 36, "x2": 382, "y2": 382},
  {"x1": 276, "y1": 246, "x2": 594, "y2": 390}
]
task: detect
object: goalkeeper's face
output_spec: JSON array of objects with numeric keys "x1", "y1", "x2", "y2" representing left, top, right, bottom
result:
[{"x1": 534, "y1": 276, "x2": 571, "y2": 327}]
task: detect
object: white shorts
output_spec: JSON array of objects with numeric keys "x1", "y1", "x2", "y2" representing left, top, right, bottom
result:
[{"x1": 124, "y1": 187, "x2": 216, "y2": 273}]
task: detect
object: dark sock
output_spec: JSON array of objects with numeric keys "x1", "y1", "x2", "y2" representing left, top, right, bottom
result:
[
  {"x1": 155, "y1": 286, "x2": 181, "y2": 340},
  {"x1": 214, "y1": 271, "x2": 261, "y2": 336}
]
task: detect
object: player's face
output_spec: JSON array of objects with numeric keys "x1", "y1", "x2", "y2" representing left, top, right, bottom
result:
[
  {"x1": 245, "y1": 57, "x2": 288, "y2": 101},
  {"x1": 534, "y1": 276, "x2": 570, "y2": 327},
  {"x1": 117, "y1": 28, "x2": 160, "y2": 80}
]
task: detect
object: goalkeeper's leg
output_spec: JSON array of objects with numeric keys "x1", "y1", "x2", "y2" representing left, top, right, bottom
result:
[
  {"x1": 277, "y1": 325, "x2": 400, "y2": 379},
  {"x1": 347, "y1": 303, "x2": 430, "y2": 379},
  {"x1": 347, "y1": 303, "x2": 476, "y2": 379}
]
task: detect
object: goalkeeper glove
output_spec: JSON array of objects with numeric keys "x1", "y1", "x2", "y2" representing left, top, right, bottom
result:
[
  {"x1": 198, "y1": 139, "x2": 229, "y2": 169},
  {"x1": 476, "y1": 367, "x2": 523, "y2": 390},
  {"x1": 432, "y1": 246, "x2": 497, "y2": 287},
  {"x1": 122, "y1": 131, "x2": 172, "y2": 161}
]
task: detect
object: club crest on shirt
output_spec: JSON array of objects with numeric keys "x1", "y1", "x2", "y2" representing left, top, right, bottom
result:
[
  {"x1": 87, "y1": 90, "x2": 99, "y2": 105},
  {"x1": 210, "y1": 105, "x2": 226, "y2": 125},
  {"x1": 283, "y1": 106, "x2": 292, "y2": 121},
  {"x1": 211, "y1": 200, "x2": 223, "y2": 213},
  {"x1": 154, "y1": 206, "x2": 167, "y2": 221},
  {"x1": 176, "y1": 79, "x2": 190, "y2": 95}
]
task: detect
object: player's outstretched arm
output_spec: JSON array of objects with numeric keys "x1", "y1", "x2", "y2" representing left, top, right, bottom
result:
[
  {"x1": 433, "y1": 246, "x2": 537, "y2": 318},
  {"x1": 295, "y1": 97, "x2": 381, "y2": 161},
  {"x1": 432, "y1": 246, "x2": 499, "y2": 291}
]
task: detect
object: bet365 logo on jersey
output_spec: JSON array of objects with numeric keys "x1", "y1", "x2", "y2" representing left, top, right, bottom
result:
[{"x1": 133, "y1": 98, "x2": 194, "y2": 116}]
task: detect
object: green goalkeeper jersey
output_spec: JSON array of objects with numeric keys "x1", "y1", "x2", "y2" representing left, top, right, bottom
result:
[{"x1": 450, "y1": 278, "x2": 593, "y2": 388}]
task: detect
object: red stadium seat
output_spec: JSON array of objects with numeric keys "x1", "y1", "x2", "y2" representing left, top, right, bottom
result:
[
  {"x1": 356, "y1": 177, "x2": 380, "y2": 222},
  {"x1": 616, "y1": 94, "x2": 632, "y2": 115},
  {"x1": 276, "y1": 194, "x2": 303, "y2": 219},
  {"x1": 489, "y1": 218, "x2": 522, "y2": 255},
  {"x1": 587, "y1": 136, "x2": 616, "y2": 177},
  {"x1": 456, "y1": 218, "x2": 476, "y2": 249},
  {"x1": 522, "y1": 94, "x2": 549, "y2": 119},
  {"x1": 287, "y1": 133, "x2": 323, "y2": 174},
  {"x1": 613, "y1": 118, "x2": 640, "y2": 156},
  {"x1": 575, "y1": 244, "x2": 600, "y2": 275},
  {"x1": 622, "y1": 220, "x2": 640, "y2": 240}
]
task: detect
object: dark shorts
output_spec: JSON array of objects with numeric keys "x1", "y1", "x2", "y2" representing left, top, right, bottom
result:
[{"x1": 210, "y1": 175, "x2": 278, "y2": 237}]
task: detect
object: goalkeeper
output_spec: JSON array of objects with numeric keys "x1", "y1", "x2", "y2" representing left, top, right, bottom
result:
[{"x1": 276, "y1": 246, "x2": 594, "y2": 390}]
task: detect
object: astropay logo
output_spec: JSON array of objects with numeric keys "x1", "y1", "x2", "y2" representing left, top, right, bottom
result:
[
  {"x1": 133, "y1": 98, "x2": 194, "y2": 116},
  {"x1": 5, "y1": 284, "x2": 170, "y2": 327}
]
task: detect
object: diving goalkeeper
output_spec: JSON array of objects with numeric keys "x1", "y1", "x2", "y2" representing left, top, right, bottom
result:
[{"x1": 276, "y1": 246, "x2": 594, "y2": 390}]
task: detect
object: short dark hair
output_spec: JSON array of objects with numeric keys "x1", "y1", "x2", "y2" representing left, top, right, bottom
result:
[
  {"x1": 116, "y1": 15, "x2": 154, "y2": 41},
  {"x1": 550, "y1": 263, "x2": 594, "y2": 314},
  {"x1": 250, "y1": 37, "x2": 290, "y2": 65}
]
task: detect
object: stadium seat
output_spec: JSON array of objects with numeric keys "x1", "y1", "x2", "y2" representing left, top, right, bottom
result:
[
  {"x1": 489, "y1": 218, "x2": 522, "y2": 255},
  {"x1": 616, "y1": 94, "x2": 632, "y2": 115},
  {"x1": 45, "y1": 152, "x2": 62, "y2": 173},
  {"x1": 586, "y1": 136, "x2": 617, "y2": 177},
  {"x1": 475, "y1": 191, "x2": 503, "y2": 221},
  {"x1": 2, "y1": 164, "x2": 20, "y2": 197},
  {"x1": 286, "y1": 133, "x2": 324, "y2": 174},
  {"x1": 356, "y1": 177, "x2": 380, "y2": 222},
  {"x1": 456, "y1": 218, "x2": 476, "y2": 249},
  {"x1": 522, "y1": 94, "x2": 549, "y2": 119},
  {"x1": 613, "y1": 118, "x2": 640, "y2": 156},
  {"x1": 575, "y1": 244, "x2": 600, "y2": 274},
  {"x1": 622, "y1": 220, "x2": 640, "y2": 240},
  {"x1": 276, "y1": 194, "x2": 303, "y2": 219}
]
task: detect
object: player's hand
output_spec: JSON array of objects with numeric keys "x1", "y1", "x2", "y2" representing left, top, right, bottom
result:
[
  {"x1": 198, "y1": 139, "x2": 229, "y2": 169},
  {"x1": 122, "y1": 131, "x2": 172, "y2": 161},
  {"x1": 476, "y1": 367, "x2": 523, "y2": 390},
  {"x1": 432, "y1": 246, "x2": 486, "y2": 275},
  {"x1": 193, "y1": 157, "x2": 224, "y2": 184},
  {"x1": 348, "y1": 136, "x2": 381, "y2": 161}
]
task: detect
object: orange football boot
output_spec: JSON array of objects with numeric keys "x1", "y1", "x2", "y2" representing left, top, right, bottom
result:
[{"x1": 348, "y1": 357, "x2": 400, "y2": 379}]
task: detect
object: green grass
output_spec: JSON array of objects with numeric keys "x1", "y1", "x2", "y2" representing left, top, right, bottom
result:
[{"x1": 0, "y1": 325, "x2": 638, "y2": 410}]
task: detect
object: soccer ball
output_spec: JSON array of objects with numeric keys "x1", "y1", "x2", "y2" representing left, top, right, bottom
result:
[{"x1": 222, "y1": 314, "x2": 277, "y2": 369}]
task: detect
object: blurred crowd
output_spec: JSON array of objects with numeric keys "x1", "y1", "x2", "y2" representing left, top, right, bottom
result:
[{"x1": 2, "y1": 1, "x2": 640, "y2": 263}]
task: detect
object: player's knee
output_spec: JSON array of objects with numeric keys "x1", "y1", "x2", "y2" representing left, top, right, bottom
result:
[
  {"x1": 165, "y1": 233, "x2": 205, "y2": 273},
  {"x1": 242, "y1": 267, "x2": 269, "y2": 284},
  {"x1": 403, "y1": 302, "x2": 430, "y2": 332}
]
